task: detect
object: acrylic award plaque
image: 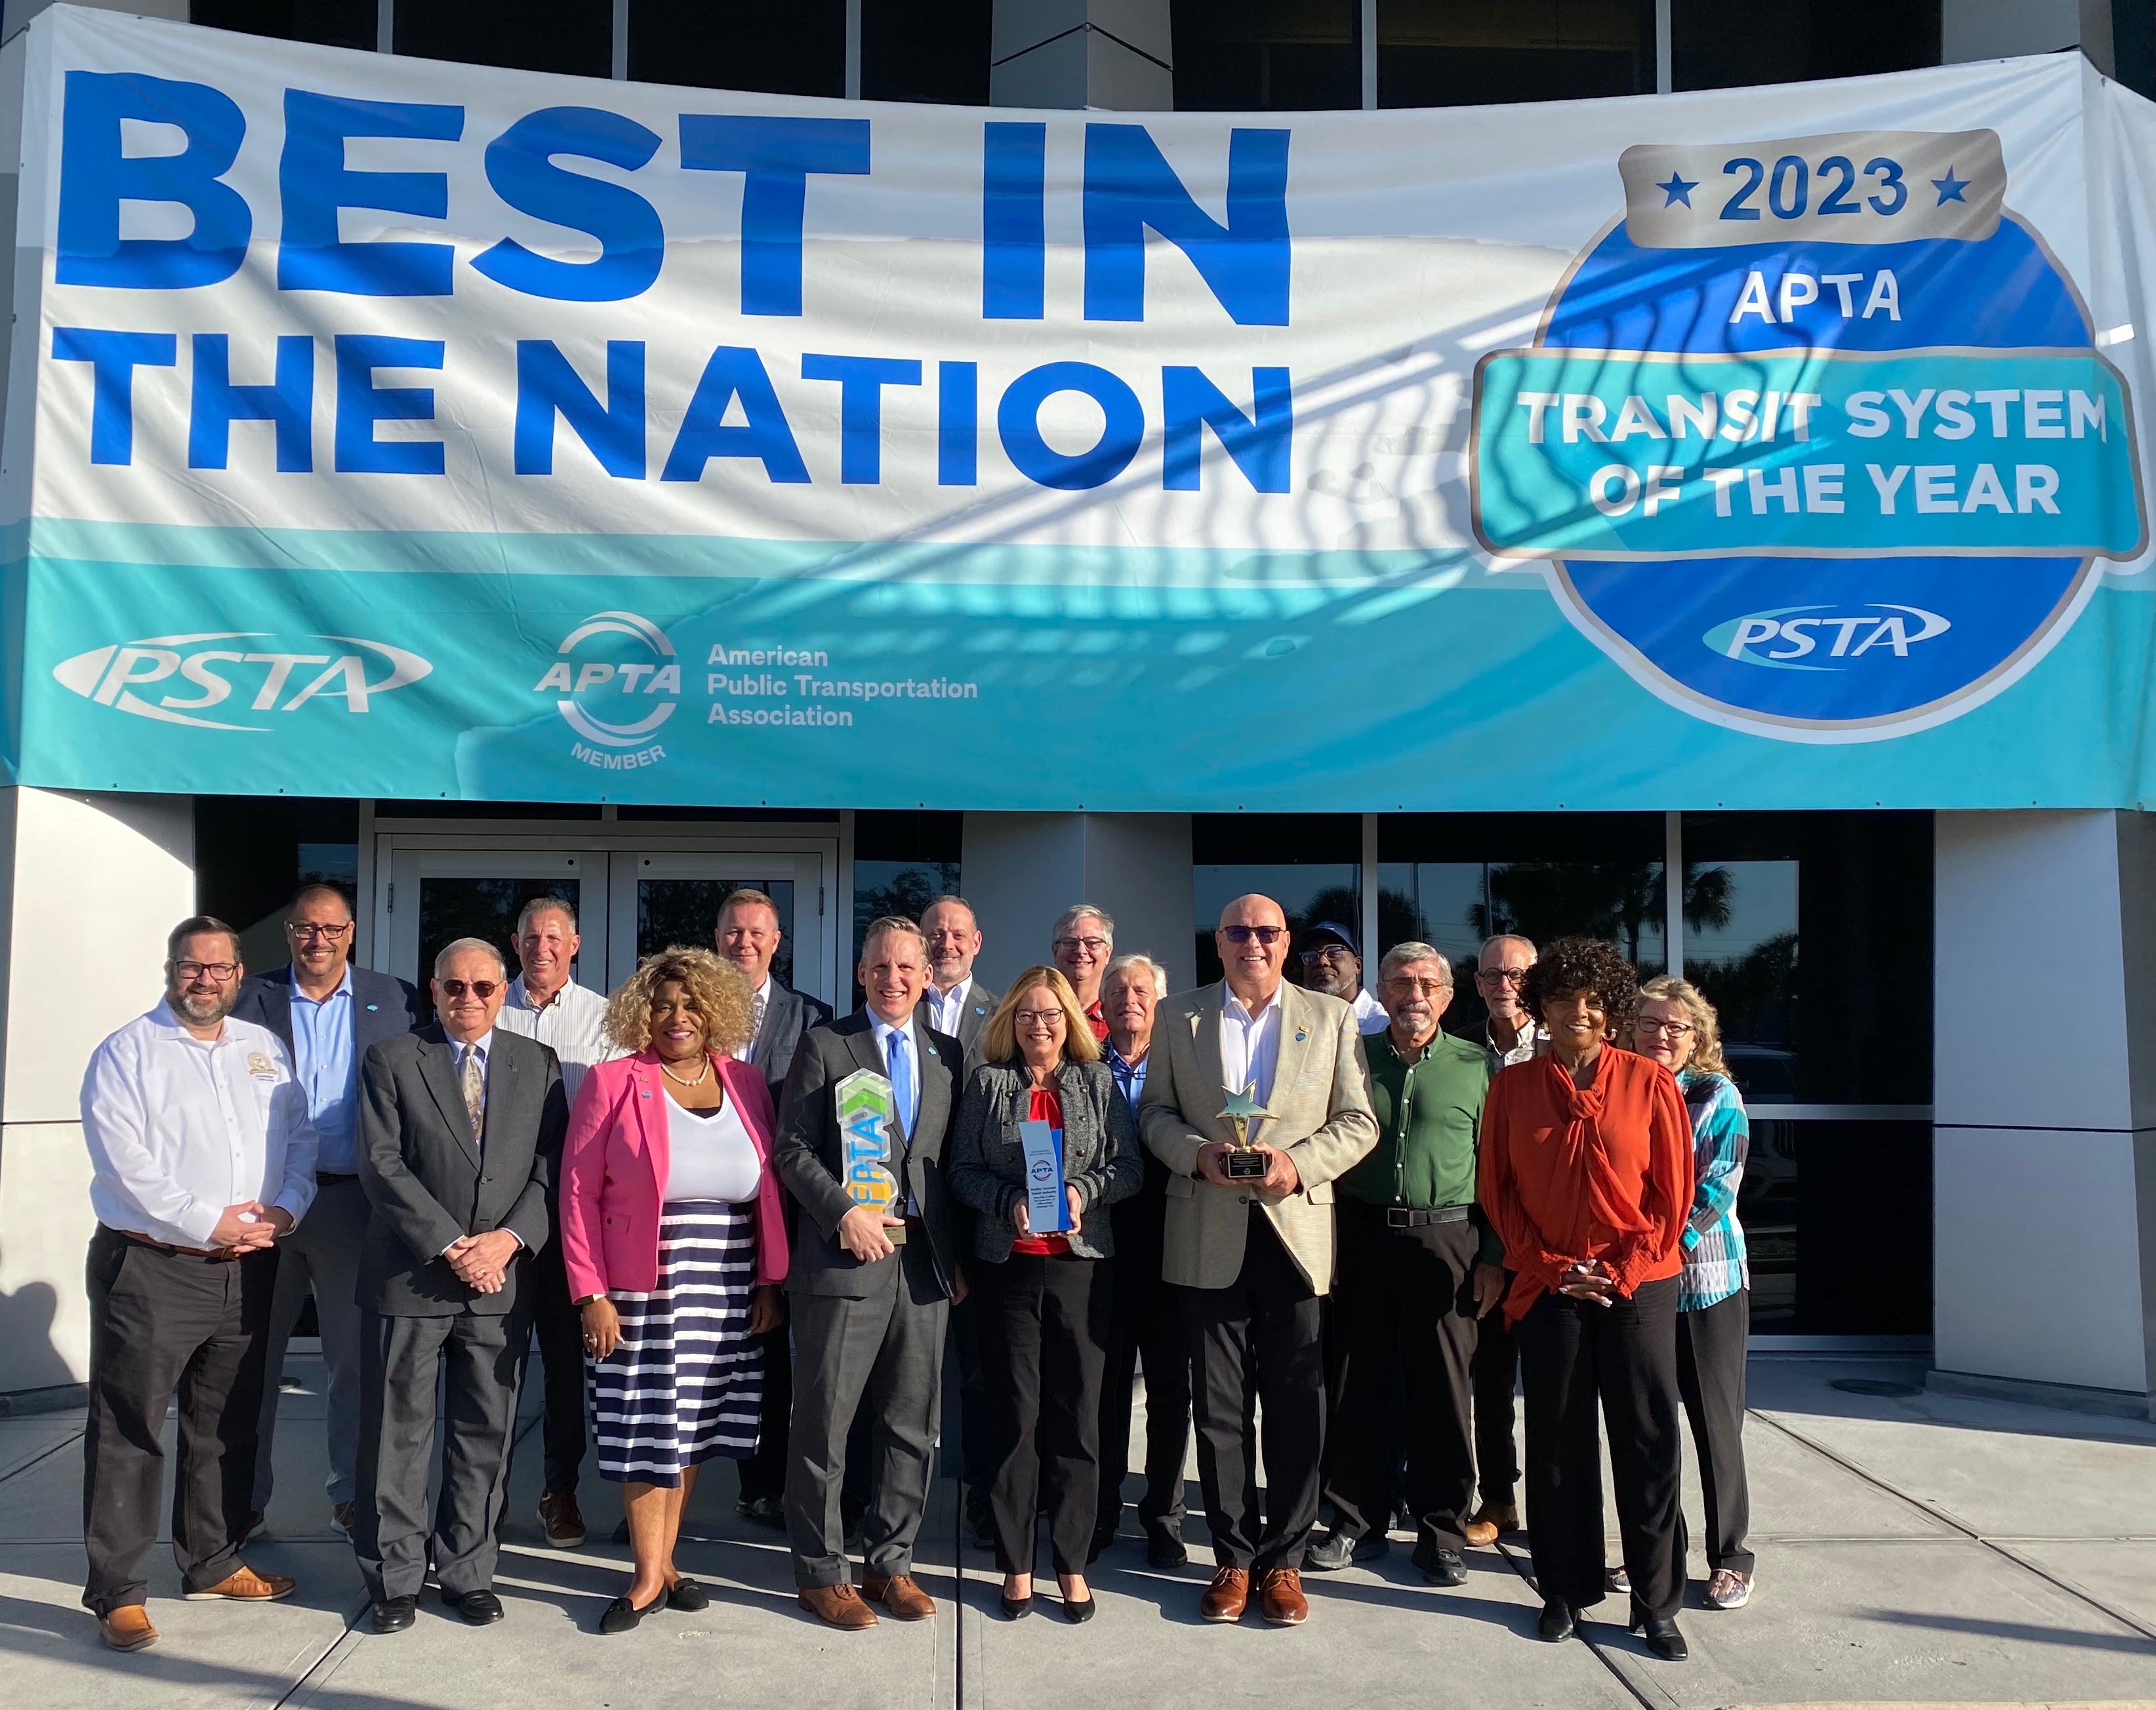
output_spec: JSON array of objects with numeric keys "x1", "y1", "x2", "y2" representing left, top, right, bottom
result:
[{"x1": 835, "y1": 1068, "x2": 905, "y2": 1244}]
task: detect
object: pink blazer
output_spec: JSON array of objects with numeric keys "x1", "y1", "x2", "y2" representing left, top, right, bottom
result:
[{"x1": 559, "y1": 1051, "x2": 790, "y2": 1299}]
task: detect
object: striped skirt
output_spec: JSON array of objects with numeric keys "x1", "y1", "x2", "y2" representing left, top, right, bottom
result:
[{"x1": 589, "y1": 1199, "x2": 763, "y2": 1487}]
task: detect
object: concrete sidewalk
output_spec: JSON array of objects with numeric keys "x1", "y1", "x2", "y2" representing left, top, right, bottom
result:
[{"x1": 2, "y1": 1351, "x2": 2153, "y2": 1709}]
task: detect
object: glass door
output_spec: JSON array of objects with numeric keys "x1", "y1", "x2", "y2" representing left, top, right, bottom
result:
[
  {"x1": 382, "y1": 849, "x2": 605, "y2": 1015},
  {"x1": 605, "y1": 851, "x2": 833, "y2": 1005}
]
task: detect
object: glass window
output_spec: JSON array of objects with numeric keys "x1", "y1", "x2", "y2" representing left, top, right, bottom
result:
[
  {"x1": 644, "y1": 878, "x2": 798, "y2": 990},
  {"x1": 863, "y1": 0, "x2": 992, "y2": 104},
  {"x1": 1672, "y1": 0, "x2": 1938, "y2": 91},
  {"x1": 852, "y1": 810, "x2": 963, "y2": 1009},
  {"x1": 630, "y1": 0, "x2": 847, "y2": 95},
  {"x1": 1378, "y1": 0, "x2": 1652, "y2": 108},
  {"x1": 193, "y1": 0, "x2": 378, "y2": 51},
  {"x1": 1742, "y1": 1117, "x2": 1932, "y2": 1333},
  {"x1": 1377, "y1": 813, "x2": 1666, "y2": 1038},
  {"x1": 197, "y1": 796, "x2": 363, "y2": 979},
  {"x1": 396, "y1": 0, "x2": 613, "y2": 76},
  {"x1": 1680, "y1": 811, "x2": 1931, "y2": 1106},
  {"x1": 417, "y1": 875, "x2": 580, "y2": 1021},
  {"x1": 1174, "y1": 0, "x2": 1362, "y2": 112},
  {"x1": 1192, "y1": 814, "x2": 1360, "y2": 985}
]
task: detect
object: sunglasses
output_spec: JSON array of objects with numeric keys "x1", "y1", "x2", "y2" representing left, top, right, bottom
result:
[
  {"x1": 1220, "y1": 925, "x2": 1286, "y2": 945},
  {"x1": 437, "y1": 979, "x2": 500, "y2": 1000}
]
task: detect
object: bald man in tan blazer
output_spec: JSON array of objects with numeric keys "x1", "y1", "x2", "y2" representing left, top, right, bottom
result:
[{"x1": 1138, "y1": 895, "x2": 1377, "y2": 1628}]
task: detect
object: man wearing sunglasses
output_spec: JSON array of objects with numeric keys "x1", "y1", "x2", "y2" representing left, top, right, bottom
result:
[
  {"x1": 232, "y1": 885, "x2": 420, "y2": 1543},
  {"x1": 1138, "y1": 895, "x2": 1377, "y2": 1629},
  {"x1": 352, "y1": 939, "x2": 568, "y2": 1635}
]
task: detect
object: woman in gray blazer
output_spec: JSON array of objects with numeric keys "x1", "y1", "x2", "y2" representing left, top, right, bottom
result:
[{"x1": 948, "y1": 965, "x2": 1143, "y2": 1624}]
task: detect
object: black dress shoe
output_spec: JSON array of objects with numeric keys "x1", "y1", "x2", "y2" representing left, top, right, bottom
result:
[
  {"x1": 733, "y1": 1494, "x2": 786, "y2": 1531},
  {"x1": 599, "y1": 1592, "x2": 664, "y2": 1635},
  {"x1": 370, "y1": 1595, "x2": 416, "y2": 1634},
  {"x1": 1146, "y1": 1532, "x2": 1189, "y2": 1570},
  {"x1": 441, "y1": 1588, "x2": 504, "y2": 1625},
  {"x1": 1537, "y1": 1598, "x2": 1578, "y2": 1642},
  {"x1": 1630, "y1": 1608, "x2": 1688, "y2": 1661},
  {"x1": 1000, "y1": 1593, "x2": 1033, "y2": 1619},
  {"x1": 1305, "y1": 1529, "x2": 1357, "y2": 1573},
  {"x1": 1064, "y1": 1597, "x2": 1095, "y2": 1623},
  {"x1": 1088, "y1": 1524, "x2": 1116, "y2": 1564},
  {"x1": 1414, "y1": 1542, "x2": 1467, "y2": 1587},
  {"x1": 667, "y1": 1578, "x2": 708, "y2": 1612}
]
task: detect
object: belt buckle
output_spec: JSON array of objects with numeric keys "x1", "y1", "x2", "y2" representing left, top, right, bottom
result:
[{"x1": 1386, "y1": 1206, "x2": 1412, "y2": 1229}]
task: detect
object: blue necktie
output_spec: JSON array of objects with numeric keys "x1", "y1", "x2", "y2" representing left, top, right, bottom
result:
[{"x1": 886, "y1": 1025, "x2": 916, "y2": 1139}]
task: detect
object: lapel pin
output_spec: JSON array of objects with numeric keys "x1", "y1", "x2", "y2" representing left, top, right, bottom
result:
[
  {"x1": 366, "y1": 1004, "x2": 378, "y2": 1012},
  {"x1": 1296, "y1": 1028, "x2": 1309, "y2": 1042}
]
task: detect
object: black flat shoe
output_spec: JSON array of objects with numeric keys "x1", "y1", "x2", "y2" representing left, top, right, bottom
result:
[
  {"x1": 1630, "y1": 1610, "x2": 1688, "y2": 1661},
  {"x1": 1536, "y1": 1598, "x2": 1578, "y2": 1642},
  {"x1": 441, "y1": 1589, "x2": 504, "y2": 1625},
  {"x1": 1415, "y1": 1543, "x2": 1467, "y2": 1587},
  {"x1": 600, "y1": 1591, "x2": 666, "y2": 1635},
  {"x1": 667, "y1": 1578, "x2": 709, "y2": 1612},
  {"x1": 370, "y1": 1595, "x2": 415, "y2": 1634},
  {"x1": 1064, "y1": 1597, "x2": 1095, "y2": 1623},
  {"x1": 1000, "y1": 1593, "x2": 1033, "y2": 1619},
  {"x1": 1146, "y1": 1532, "x2": 1189, "y2": 1570}
]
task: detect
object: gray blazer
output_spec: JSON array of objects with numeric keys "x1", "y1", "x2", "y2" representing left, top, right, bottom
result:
[
  {"x1": 948, "y1": 1057, "x2": 1143, "y2": 1263},
  {"x1": 356, "y1": 1027, "x2": 567, "y2": 1317},
  {"x1": 750, "y1": 978, "x2": 833, "y2": 1107}
]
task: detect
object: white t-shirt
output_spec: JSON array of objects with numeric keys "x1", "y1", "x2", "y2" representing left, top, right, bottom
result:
[{"x1": 662, "y1": 1091, "x2": 762, "y2": 1204}]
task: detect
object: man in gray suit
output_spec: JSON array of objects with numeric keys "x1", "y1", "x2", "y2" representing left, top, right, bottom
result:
[
  {"x1": 920, "y1": 895, "x2": 994, "y2": 1072},
  {"x1": 353, "y1": 938, "x2": 567, "y2": 1635},
  {"x1": 773, "y1": 916, "x2": 965, "y2": 1631}
]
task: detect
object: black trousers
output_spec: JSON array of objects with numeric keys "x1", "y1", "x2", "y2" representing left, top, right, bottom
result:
[
  {"x1": 1325, "y1": 1205, "x2": 1480, "y2": 1551},
  {"x1": 1096, "y1": 1189, "x2": 1190, "y2": 1541},
  {"x1": 1677, "y1": 1288, "x2": 1754, "y2": 1574},
  {"x1": 1472, "y1": 1298, "x2": 1522, "y2": 1508},
  {"x1": 977, "y1": 1250, "x2": 1114, "y2": 1576},
  {"x1": 737, "y1": 1327, "x2": 794, "y2": 1503},
  {"x1": 527, "y1": 1235, "x2": 586, "y2": 1495},
  {"x1": 1518, "y1": 1275, "x2": 1686, "y2": 1618},
  {"x1": 1180, "y1": 1208, "x2": 1324, "y2": 1572},
  {"x1": 81, "y1": 1229, "x2": 277, "y2": 1616}
]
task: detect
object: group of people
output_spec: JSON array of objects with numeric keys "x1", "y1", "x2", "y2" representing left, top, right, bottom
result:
[{"x1": 75, "y1": 878, "x2": 1754, "y2": 1663}]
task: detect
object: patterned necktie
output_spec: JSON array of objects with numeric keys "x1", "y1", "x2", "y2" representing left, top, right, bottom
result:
[{"x1": 460, "y1": 1044, "x2": 485, "y2": 1143}]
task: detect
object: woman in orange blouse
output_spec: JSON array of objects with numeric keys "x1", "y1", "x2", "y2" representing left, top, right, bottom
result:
[{"x1": 1478, "y1": 936, "x2": 1695, "y2": 1661}]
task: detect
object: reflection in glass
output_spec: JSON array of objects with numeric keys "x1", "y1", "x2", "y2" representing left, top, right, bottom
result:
[
  {"x1": 851, "y1": 860, "x2": 960, "y2": 1010},
  {"x1": 1685, "y1": 859, "x2": 1797, "y2": 1104},
  {"x1": 1738, "y1": 1118, "x2": 1930, "y2": 1334},
  {"x1": 641, "y1": 880, "x2": 794, "y2": 992},
  {"x1": 417, "y1": 878, "x2": 580, "y2": 1021}
]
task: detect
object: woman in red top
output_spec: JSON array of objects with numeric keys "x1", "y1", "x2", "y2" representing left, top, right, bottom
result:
[
  {"x1": 947, "y1": 966, "x2": 1141, "y2": 1623},
  {"x1": 1478, "y1": 936, "x2": 1695, "y2": 1661}
]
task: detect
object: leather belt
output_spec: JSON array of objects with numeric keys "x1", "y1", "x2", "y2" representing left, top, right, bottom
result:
[
  {"x1": 115, "y1": 1227, "x2": 246, "y2": 1261},
  {"x1": 316, "y1": 1172, "x2": 359, "y2": 1185},
  {"x1": 1385, "y1": 1204, "x2": 1473, "y2": 1228}
]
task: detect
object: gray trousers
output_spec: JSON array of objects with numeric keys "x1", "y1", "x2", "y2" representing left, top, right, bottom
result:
[
  {"x1": 253, "y1": 1175, "x2": 369, "y2": 1510},
  {"x1": 784, "y1": 1257, "x2": 948, "y2": 1589},
  {"x1": 354, "y1": 1307, "x2": 527, "y2": 1602}
]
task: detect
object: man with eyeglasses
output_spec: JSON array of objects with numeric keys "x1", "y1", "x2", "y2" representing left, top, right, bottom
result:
[
  {"x1": 232, "y1": 884, "x2": 420, "y2": 1543},
  {"x1": 1309, "y1": 945, "x2": 1503, "y2": 1585},
  {"x1": 1295, "y1": 922, "x2": 1388, "y2": 1036},
  {"x1": 1139, "y1": 895, "x2": 1377, "y2": 1628},
  {"x1": 79, "y1": 916, "x2": 321, "y2": 1652},
  {"x1": 352, "y1": 939, "x2": 567, "y2": 1634},
  {"x1": 1051, "y1": 905, "x2": 1114, "y2": 1041},
  {"x1": 1462, "y1": 933, "x2": 1543, "y2": 1549}
]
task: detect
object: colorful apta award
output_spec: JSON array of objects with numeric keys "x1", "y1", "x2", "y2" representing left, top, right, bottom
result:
[
  {"x1": 1220, "y1": 1084, "x2": 1274, "y2": 1180},
  {"x1": 835, "y1": 1068, "x2": 905, "y2": 1246}
]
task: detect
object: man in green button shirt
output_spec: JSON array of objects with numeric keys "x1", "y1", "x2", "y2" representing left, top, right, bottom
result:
[{"x1": 1308, "y1": 943, "x2": 1505, "y2": 1585}]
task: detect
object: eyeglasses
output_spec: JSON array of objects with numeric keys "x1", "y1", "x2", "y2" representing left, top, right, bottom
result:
[
  {"x1": 1637, "y1": 1018, "x2": 1696, "y2": 1038},
  {"x1": 1385, "y1": 976, "x2": 1450, "y2": 996},
  {"x1": 437, "y1": 979, "x2": 500, "y2": 1000},
  {"x1": 286, "y1": 921, "x2": 352, "y2": 941},
  {"x1": 1013, "y1": 1009, "x2": 1065, "y2": 1030},
  {"x1": 173, "y1": 960, "x2": 239, "y2": 982},
  {"x1": 1476, "y1": 966, "x2": 1530, "y2": 985},
  {"x1": 1053, "y1": 936, "x2": 1110, "y2": 956},
  {"x1": 1220, "y1": 925, "x2": 1286, "y2": 945},
  {"x1": 1299, "y1": 946, "x2": 1355, "y2": 966}
]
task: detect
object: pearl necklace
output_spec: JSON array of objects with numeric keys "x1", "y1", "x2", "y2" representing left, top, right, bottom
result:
[{"x1": 660, "y1": 1054, "x2": 712, "y2": 1088}]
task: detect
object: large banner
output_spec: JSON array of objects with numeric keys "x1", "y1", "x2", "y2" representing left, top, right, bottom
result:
[{"x1": 8, "y1": 6, "x2": 2156, "y2": 809}]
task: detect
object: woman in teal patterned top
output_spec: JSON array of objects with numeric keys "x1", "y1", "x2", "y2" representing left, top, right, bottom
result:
[{"x1": 1634, "y1": 976, "x2": 1755, "y2": 1612}]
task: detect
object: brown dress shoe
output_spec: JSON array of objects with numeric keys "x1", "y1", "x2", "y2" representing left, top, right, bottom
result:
[
  {"x1": 797, "y1": 1583, "x2": 879, "y2": 1630},
  {"x1": 99, "y1": 1606, "x2": 157, "y2": 1651},
  {"x1": 1259, "y1": 1568, "x2": 1309, "y2": 1626},
  {"x1": 183, "y1": 1564, "x2": 296, "y2": 1602},
  {"x1": 537, "y1": 1490, "x2": 586, "y2": 1548},
  {"x1": 1463, "y1": 1500, "x2": 1520, "y2": 1547},
  {"x1": 1199, "y1": 1566, "x2": 1250, "y2": 1623},
  {"x1": 862, "y1": 1574, "x2": 937, "y2": 1620}
]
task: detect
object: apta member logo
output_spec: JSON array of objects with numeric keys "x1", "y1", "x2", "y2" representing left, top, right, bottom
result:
[
  {"x1": 52, "y1": 632, "x2": 430, "y2": 731},
  {"x1": 1469, "y1": 127, "x2": 2146, "y2": 741},
  {"x1": 532, "y1": 611, "x2": 680, "y2": 748}
]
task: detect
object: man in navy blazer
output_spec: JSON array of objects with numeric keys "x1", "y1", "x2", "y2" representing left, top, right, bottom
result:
[{"x1": 232, "y1": 884, "x2": 420, "y2": 1536}]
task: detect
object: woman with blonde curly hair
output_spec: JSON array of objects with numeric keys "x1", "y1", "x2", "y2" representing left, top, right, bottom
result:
[{"x1": 558, "y1": 947, "x2": 790, "y2": 1634}]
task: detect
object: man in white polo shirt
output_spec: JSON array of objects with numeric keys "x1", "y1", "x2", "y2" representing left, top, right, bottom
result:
[
  {"x1": 495, "y1": 894, "x2": 620, "y2": 1549},
  {"x1": 79, "y1": 915, "x2": 320, "y2": 1654}
]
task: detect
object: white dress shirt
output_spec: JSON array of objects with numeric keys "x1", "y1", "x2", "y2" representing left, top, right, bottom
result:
[
  {"x1": 81, "y1": 1001, "x2": 319, "y2": 1249},
  {"x1": 1351, "y1": 988, "x2": 1389, "y2": 1035},
  {"x1": 497, "y1": 975, "x2": 619, "y2": 1101},
  {"x1": 1219, "y1": 983, "x2": 1287, "y2": 1139},
  {"x1": 925, "y1": 975, "x2": 974, "y2": 1038}
]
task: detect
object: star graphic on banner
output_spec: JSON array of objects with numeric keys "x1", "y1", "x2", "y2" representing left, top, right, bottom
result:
[
  {"x1": 1932, "y1": 167, "x2": 1969, "y2": 205},
  {"x1": 1657, "y1": 173, "x2": 1698, "y2": 208}
]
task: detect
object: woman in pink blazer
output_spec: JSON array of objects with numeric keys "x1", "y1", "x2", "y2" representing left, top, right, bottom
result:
[{"x1": 559, "y1": 947, "x2": 790, "y2": 1635}]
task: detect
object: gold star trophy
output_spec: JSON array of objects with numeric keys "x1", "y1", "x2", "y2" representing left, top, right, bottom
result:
[{"x1": 1219, "y1": 1084, "x2": 1275, "y2": 1179}]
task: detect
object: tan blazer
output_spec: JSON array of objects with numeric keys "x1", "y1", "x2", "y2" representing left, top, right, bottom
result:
[{"x1": 1137, "y1": 982, "x2": 1379, "y2": 1293}]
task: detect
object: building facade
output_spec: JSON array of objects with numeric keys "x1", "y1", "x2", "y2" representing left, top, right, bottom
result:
[{"x1": 1, "y1": 0, "x2": 2154, "y2": 1419}]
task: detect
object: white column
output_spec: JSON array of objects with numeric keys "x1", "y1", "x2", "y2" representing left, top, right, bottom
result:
[
  {"x1": 990, "y1": 0, "x2": 1173, "y2": 110},
  {"x1": 0, "y1": 788, "x2": 195, "y2": 1393},
  {"x1": 960, "y1": 812, "x2": 1193, "y2": 995},
  {"x1": 1932, "y1": 809, "x2": 2155, "y2": 1411}
]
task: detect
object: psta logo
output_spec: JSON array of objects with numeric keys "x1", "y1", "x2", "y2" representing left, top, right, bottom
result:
[
  {"x1": 1706, "y1": 604, "x2": 1951, "y2": 667},
  {"x1": 532, "y1": 611, "x2": 680, "y2": 748},
  {"x1": 52, "y1": 632, "x2": 430, "y2": 731}
]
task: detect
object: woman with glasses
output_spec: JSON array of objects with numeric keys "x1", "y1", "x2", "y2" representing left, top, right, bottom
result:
[
  {"x1": 1633, "y1": 977, "x2": 1754, "y2": 1612},
  {"x1": 948, "y1": 966, "x2": 1143, "y2": 1621},
  {"x1": 558, "y1": 948, "x2": 790, "y2": 1634},
  {"x1": 1478, "y1": 937, "x2": 1694, "y2": 1660}
]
